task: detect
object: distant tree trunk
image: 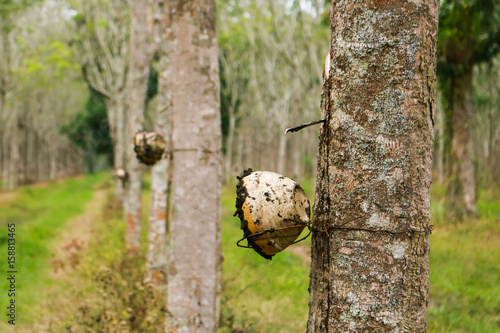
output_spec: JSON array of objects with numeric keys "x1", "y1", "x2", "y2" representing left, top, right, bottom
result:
[
  {"x1": 2, "y1": 127, "x2": 10, "y2": 190},
  {"x1": 166, "y1": 0, "x2": 222, "y2": 332},
  {"x1": 277, "y1": 97, "x2": 289, "y2": 175},
  {"x1": 307, "y1": 1, "x2": 439, "y2": 332},
  {"x1": 1, "y1": 23, "x2": 13, "y2": 190},
  {"x1": 435, "y1": 93, "x2": 445, "y2": 186},
  {"x1": 124, "y1": 0, "x2": 153, "y2": 253},
  {"x1": 71, "y1": 0, "x2": 130, "y2": 200},
  {"x1": 446, "y1": 68, "x2": 476, "y2": 217},
  {"x1": 487, "y1": 63, "x2": 494, "y2": 192},
  {"x1": 8, "y1": 116, "x2": 19, "y2": 189},
  {"x1": 145, "y1": 0, "x2": 172, "y2": 288},
  {"x1": 224, "y1": 104, "x2": 236, "y2": 181},
  {"x1": 25, "y1": 126, "x2": 33, "y2": 183},
  {"x1": 106, "y1": 93, "x2": 127, "y2": 201}
]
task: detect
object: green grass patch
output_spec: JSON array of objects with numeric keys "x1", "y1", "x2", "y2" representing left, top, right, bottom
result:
[
  {"x1": 220, "y1": 185, "x2": 310, "y2": 332},
  {"x1": 0, "y1": 173, "x2": 107, "y2": 324},
  {"x1": 62, "y1": 190, "x2": 166, "y2": 333},
  {"x1": 428, "y1": 184, "x2": 500, "y2": 332},
  {"x1": 1, "y1": 173, "x2": 498, "y2": 332},
  {"x1": 428, "y1": 218, "x2": 500, "y2": 332}
]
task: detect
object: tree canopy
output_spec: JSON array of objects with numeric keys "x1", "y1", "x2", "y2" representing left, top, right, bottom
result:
[{"x1": 438, "y1": 0, "x2": 500, "y2": 79}]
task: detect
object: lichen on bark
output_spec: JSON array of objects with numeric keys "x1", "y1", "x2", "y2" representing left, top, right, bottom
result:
[{"x1": 307, "y1": 0, "x2": 439, "y2": 332}]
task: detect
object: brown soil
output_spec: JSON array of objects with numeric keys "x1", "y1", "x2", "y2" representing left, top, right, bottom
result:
[{"x1": 49, "y1": 188, "x2": 107, "y2": 276}]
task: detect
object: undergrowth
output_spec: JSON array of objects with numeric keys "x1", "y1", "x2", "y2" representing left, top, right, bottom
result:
[
  {"x1": 68, "y1": 254, "x2": 167, "y2": 332},
  {"x1": 1, "y1": 174, "x2": 498, "y2": 332},
  {"x1": 0, "y1": 174, "x2": 104, "y2": 325},
  {"x1": 62, "y1": 191, "x2": 167, "y2": 333}
]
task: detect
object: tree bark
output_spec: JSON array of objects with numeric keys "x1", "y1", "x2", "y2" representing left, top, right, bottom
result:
[
  {"x1": 435, "y1": 92, "x2": 445, "y2": 186},
  {"x1": 71, "y1": 0, "x2": 130, "y2": 200},
  {"x1": 307, "y1": 1, "x2": 439, "y2": 332},
  {"x1": 166, "y1": 1, "x2": 222, "y2": 332},
  {"x1": 145, "y1": 0, "x2": 172, "y2": 288},
  {"x1": 224, "y1": 104, "x2": 236, "y2": 180},
  {"x1": 1, "y1": 21, "x2": 13, "y2": 190},
  {"x1": 277, "y1": 96, "x2": 289, "y2": 175},
  {"x1": 146, "y1": 157, "x2": 169, "y2": 283},
  {"x1": 487, "y1": 64, "x2": 494, "y2": 191},
  {"x1": 124, "y1": 0, "x2": 152, "y2": 253},
  {"x1": 8, "y1": 115, "x2": 19, "y2": 190},
  {"x1": 446, "y1": 67, "x2": 476, "y2": 217},
  {"x1": 106, "y1": 92, "x2": 127, "y2": 201}
]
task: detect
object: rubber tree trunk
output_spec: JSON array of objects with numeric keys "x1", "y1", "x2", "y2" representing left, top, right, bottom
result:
[
  {"x1": 166, "y1": 1, "x2": 222, "y2": 332},
  {"x1": 224, "y1": 104, "x2": 236, "y2": 182},
  {"x1": 307, "y1": 1, "x2": 439, "y2": 332},
  {"x1": 106, "y1": 92, "x2": 127, "y2": 202},
  {"x1": 124, "y1": 0, "x2": 151, "y2": 253},
  {"x1": 446, "y1": 67, "x2": 477, "y2": 218},
  {"x1": 1, "y1": 24, "x2": 10, "y2": 190},
  {"x1": 8, "y1": 116, "x2": 19, "y2": 190},
  {"x1": 145, "y1": 0, "x2": 173, "y2": 288},
  {"x1": 435, "y1": 94, "x2": 445, "y2": 186}
]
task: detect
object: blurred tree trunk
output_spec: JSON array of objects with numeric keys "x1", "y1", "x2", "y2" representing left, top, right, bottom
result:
[
  {"x1": 145, "y1": 0, "x2": 171, "y2": 288},
  {"x1": 487, "y1": 63, "x2": 495, "y2": 192},
  {"x1": 307, "y1": 1, "x2": 438, "y2": 332},
  {"x1": 71, "y1": 0, "x2": 130, "y2": 201},
  {"x1": 1, "y1": 18, "x2": 13, "y2": 190},
  {"x1": 124, "y1": 0, "x2": 153, "y2": 253},
  {"x1": 106, "y1": 93, "x2": 128, "y2": 200},
  {"x1": 219, "y1": 53, "x2": 240, "y2": 182},
  {"x1": 223, "y1": 0, "x2": 325, "y2": 177},
  {"x1": 447, "y1": 68, "x2": 476, "y2": 217},
  {"x1": 166, "y1": 0, "x2": 222, "y2": 332},
  {"x1": 436, "y1": 0, "x2": 500, "y2": 216},
  {"x1": 277, "y1": 97, "x2": 289, "y2": 175},
  {"x1": 25, "y1": 123, "x2": 33, "y2": 183},
  {"x1": 435, "y1": 93, "x2": 445, "y2": 186},
  {"x1": 8, "y1": 114, "x2": 19, "y2": 189},
  {"x1": 224, "y1": 104, "x2": 236, "y2": 180}
]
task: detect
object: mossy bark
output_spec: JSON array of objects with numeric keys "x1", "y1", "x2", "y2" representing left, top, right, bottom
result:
[{"x1": 307, "y1": 1, "x2": 439, "y2": 332}]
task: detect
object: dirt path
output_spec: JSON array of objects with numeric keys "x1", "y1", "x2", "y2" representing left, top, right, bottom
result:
[
  {"x1": 49, "y1": 188, "x2": 108, "y2": 275},
  {"x1": 7, "y1": 187, "x2": 108, "y2": 333}
]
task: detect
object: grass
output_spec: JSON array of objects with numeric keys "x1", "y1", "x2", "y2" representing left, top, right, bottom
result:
[
  {"x1": 220, "y1": 184, "x2": 310, "y2": 333},
  {"x1": 0, "y1": 173, "x2": 107, "y2": 326},
  {"x1": 427, "y1": 185, "x2": 500, "y2": 332},
  {"x1": 1, "y1": 173, "x2": 498, "y2": 332},
  {"x1": 62, "y1": 188, "x2": 166, "y2": 333}
]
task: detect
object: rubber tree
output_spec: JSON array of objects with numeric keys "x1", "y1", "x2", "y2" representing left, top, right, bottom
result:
[
  {"x1": 0, "y1": 0, "x2": 38, "y2": 189},
  {"x1": 70, "y1": 0, "x2": 130, "y2": 201},
  {"x1": 437, "y1": 0, "x2": 500, "y2": 218},
  {"x1": 145, "y1": 0, "x2": 172, "y2": 287},
  {"x1": 307, "y1": 0, "x2": 439, "y2": 332},
  {"x1": 124, "y1": 0, "x2": 156, "y2": 252},
  {"x1": 165, "y1": 0, "x2": 222, "y2": 332}
]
